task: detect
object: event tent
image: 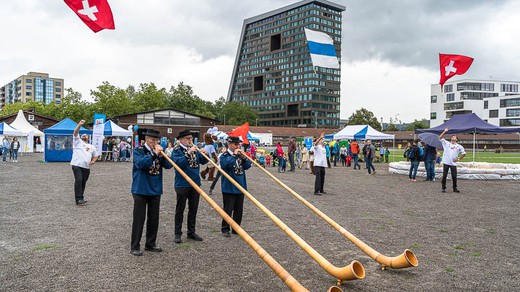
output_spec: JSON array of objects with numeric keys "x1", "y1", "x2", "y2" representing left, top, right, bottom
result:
[
  {"x1": 44, "y1": 118, "x2": 90, "y2": 162},
  {"x1": 9, "y1": 110, "x2": 45, "y2": 153},
  {"x1": 0, "y1": 122, "x2": 23, "y2": 136},
  {"x1": 103, "y1": 120, "x2": 132, "y2": 136},
  {"x1": 333, "y1": 125, "x2": 395, "y2": 140},
  {"x1": 416, "y1": 113, "x2": 520, "y2": 160},
  {"x1": 416, "y1": 113, "x2": 520, "y2": 135}
]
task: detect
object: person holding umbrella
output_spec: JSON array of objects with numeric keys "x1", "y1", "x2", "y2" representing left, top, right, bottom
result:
[{"x1": 439, "y1": 128, "x2": 466, "y2": 193}]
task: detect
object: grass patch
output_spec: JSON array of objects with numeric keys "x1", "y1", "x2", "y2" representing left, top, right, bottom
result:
[
  {"x1": 454, "y1": 245, "x2": 465, "y2": 250},
  {"x1": 33, "y1": 244, "x2": 62, "y2": 250},
  {"x1": 445, "y1": 267, "x2": 455, "y2": 272},
  {"x1": 209, "y1": 227, "x2": 219, "y2": 233},
  {"x1": 177, "y1": 244, "x2": 192, "y2": 249},
  {"x1": 410, "y1": 243, "x2": 421, "y2": 249},
  {"x1": 448, "y1": 251, "x2": 458, "y2": 256},
  {"x1": 439, "y1": 228, "x2": 449, "y2": 233},
  {"x1": 389, "y1": 149, "x2": 520, "y2": 164},
  {"x1": 472, "y1": 252, "x2": 482, "y2": 257},
  {"x1": 486, "y1": 228, "x2": 496, "y2": 234}
]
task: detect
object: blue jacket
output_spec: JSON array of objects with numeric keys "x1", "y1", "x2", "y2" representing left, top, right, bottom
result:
[
  {"x1": 171, "y1": 145, "x2": 208, "y2": 189},
  {"x1": 220, "y1": 151, "x2": 252, "y2": 194},
  {"x1": 131, "y1": 146, "x2": 172, "y2": 196}
]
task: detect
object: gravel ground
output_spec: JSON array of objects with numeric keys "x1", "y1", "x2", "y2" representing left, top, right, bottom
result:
[{"x1": 1, "y1": 154, "x2": 519, "y2": 292}]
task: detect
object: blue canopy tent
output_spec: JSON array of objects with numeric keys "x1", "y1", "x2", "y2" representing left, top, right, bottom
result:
[
  {"x1": 416, "y1": 113, "x2": 520, "y2": 160},
  {"x1": 44, "y1": 118, "x2": 90, "y2": 162},
  {"x1": 247, "y1": 132, "x2": 260, "y2": 143}
]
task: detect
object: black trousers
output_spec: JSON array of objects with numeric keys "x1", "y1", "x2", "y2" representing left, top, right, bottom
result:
[
  {"x1": 131, "y1": 194, "x2": 161, "y2": 251},
  {"x1": 442, "y1": 164, "x2": 458, "y2": 190},
  {"x1": 314, "y1": 166, "x2": 326, "y2": 193},
  {"x1": 221, "y1": 193, "x2": 245, "y2": 233},
  {"x1": 175, "y1": 187, "x2": 200, "y2": 236},
  {"x1": 209, "y1": 171, "x2": 222, "y2": 190},
  {"x1": 72, "y1": 166, "x2": 90, "y2": 202}
]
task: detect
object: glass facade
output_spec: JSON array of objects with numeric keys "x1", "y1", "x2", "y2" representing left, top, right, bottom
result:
[
  {"x1": 228, "y1": 1, "x2": 344, "y2": 128},
  {"x1": 137, "y1": 110, "x2": 201, "y2": 126}
]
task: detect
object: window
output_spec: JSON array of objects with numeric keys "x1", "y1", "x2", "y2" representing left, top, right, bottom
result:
[
  {"x1": 55, "y1": 81, "x2": 61, "y2": 86},
  {"x1": 270, "y1": 34, "x2": 281, "y2": 51},
  {"x1": 253, "y1": 75, "x2": 264, "y2": 91},
  {"x1": 501, "y1": 84, "x2": 518, "y2": 92},
  {"x1": 444, "y1": 84, "x2": 453, "y2": 92},
  {"x1": 55, "y1": 88, "x2": 61, "y2": 92},
  {"x1": 444, "y1": 102, "x2": 463, "y2": 110},
  {"x1": 430, "y1": 112, "x2": 437, "y2": 120},
  {"x1": 489, "y1": 110, "x2": 499, "y2": 118},
  {"x1": 26, "y1": 92, "x2": 32, "y2": 96},
  {"x1": 55, "y1": 94, "x2": 61, "y2": 99},
  {"x1": 446, "y1": 93, "x2": 455, "y2": 102},
  {"x1": 500, "y1": 98, "x2": 520, "y2": 108},
  {"x1": 500, "y1": 119, "x2": 520, "y2": 126},
  {"x1": 431, "y1": 95, "x2": 437, "y2": 103},
  {"x1": 484, "y1": 100, "x2": 488, "y2": 109},
  {"x1": 26, "y1": 79, "x2": 32, "y2": 83},
  {"x1": 26, "y1": 85, "x2": 32, "y2": 90},
  {"x1": 506, "y1": 109, "x2": 520, "y2": 117},
  {"x1": 457, "y1": 82, "x2": 494, "y2": 91}
]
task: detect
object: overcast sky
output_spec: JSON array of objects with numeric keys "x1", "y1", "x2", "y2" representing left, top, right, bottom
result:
[{"x1": 1, "y1": 0, "x2": 520, "y2": 123}]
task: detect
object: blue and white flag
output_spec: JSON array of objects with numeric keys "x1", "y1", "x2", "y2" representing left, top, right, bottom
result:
[{"x1": 304, "y1": 28, "x2": 340, "y2": 69}]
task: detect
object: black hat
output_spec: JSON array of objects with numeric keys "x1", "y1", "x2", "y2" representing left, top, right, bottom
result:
[
  {"x1": 226, "y1": 136, "x2": 241, "y2": 144},
  {"x1": 177, "y1": 129, "x2": 195, "y2": 139},
  {"x1": 143, "y1": 129, "x2": 161, "y2": 138}
]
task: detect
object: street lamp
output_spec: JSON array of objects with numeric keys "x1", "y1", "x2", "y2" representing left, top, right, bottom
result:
[{"x1": 256, "y1": 119, "x2": 258, "y2": 127}]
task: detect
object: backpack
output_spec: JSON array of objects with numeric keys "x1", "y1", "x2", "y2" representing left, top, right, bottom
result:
[{"x1": 407, "y1": 147, "x2": 417, "y2": 160}]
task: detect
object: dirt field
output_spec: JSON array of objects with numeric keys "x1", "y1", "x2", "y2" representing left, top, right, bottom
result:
[{"x1": 1, "y1": 154, "x2": 519, "y2": 291}]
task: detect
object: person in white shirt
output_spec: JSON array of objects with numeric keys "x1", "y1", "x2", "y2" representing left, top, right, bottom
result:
[
  {"x1": 312, "y1": 133, "x2": 328, "y2": 196},
  {"x1": 70, "y1": 120, "x2": 98, "y2": 205},
  {"x1": 439, "y1": 127, "x2": 466, "y2": 193}
]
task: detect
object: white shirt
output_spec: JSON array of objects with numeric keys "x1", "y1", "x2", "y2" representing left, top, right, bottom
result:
[
  {"x1": 441, "y1": 139, "x2": 466, "y2": 166},
  {"x1": 312, "y1": 144, "x2": 327, "y2": 167},
  {"x1": 70, "y1": 136, "x2": 98, "y2": 169}
]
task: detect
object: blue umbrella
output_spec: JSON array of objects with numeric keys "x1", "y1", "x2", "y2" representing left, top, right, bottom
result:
[{"x1": 418, "y1": 133, "x2": 443, "y2": 149}]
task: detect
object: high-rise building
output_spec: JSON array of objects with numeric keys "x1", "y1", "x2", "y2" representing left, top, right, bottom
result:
[
  {"x1": 0, "y1": 72, "x2": 64, "y2": 109},
  {"x1": 227, "y1": 0, "x2": 345, "y2": 128},
  {"x1": 430, "y1": 79, "x2": 520, "y2": 127}
]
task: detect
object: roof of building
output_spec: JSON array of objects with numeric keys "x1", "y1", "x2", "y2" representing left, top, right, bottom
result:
[{"x1": 113, "y1": 108, "x2": 217, "y2": 121}]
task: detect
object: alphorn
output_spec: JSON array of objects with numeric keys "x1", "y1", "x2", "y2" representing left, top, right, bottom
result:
[
  {"x1": 160, "y1": 151, "x2": 326, "y2": 292},
  {"x1": 198, "y1": 150, "x2": 365, "y2": 284},
  {"x1": 244, "y1": 155, "x2": 418, "y2": 270}
]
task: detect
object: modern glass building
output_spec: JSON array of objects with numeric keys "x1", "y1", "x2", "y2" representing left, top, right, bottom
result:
[
  {"x1": 227, "y1": 0, "x2": 345, "y2": 128},
  {"x1": 0, "y1": 72, "x2": 64, "y2": 110}
]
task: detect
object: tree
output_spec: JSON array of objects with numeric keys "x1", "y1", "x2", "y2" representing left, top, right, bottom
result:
[
  {"x1": 165, "y1": 82, "x2": 215, "y2": 118},
  {"x1": 220, "y1": 101, "x2": 258, "y2": 125},
  {"x1": 131, "y1": 83, "x2": 167, "y2": 112},
  {"x1": 90, "y1": 81, "x2": 133, "y2": 117},
  {"x1": 385, "y1": 117, "x2": 399, "y2": 131},
  {"x1": 347, "y1": 108, "x2": 382, "y2": 131},
  {"x1": 57, "y1": 88, "x2": 94, "y2": 121},
  {"x1": 406, "y1": 119, "x2": 429, "y2": 131}
]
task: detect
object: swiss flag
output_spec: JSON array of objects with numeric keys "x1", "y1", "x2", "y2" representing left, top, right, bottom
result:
[
  {"x1": 439, "y1": 53, "x2": 474, "y2": 87},
  {"x1": 228, "y1": 122, "x2": 250, "y2": 145},
  {"x1": 64, "y1": 0, "x2": 115, "y2": 33}
]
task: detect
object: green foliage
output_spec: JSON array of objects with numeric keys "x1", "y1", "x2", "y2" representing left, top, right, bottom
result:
[
  {"x1": 406, "y1": 119, "x2": 429, "y2": 131},
  {"x1": 220, "y1": 101, "x2": 258, "y2": 125},
  {"x1": 386, "y1": 122, "x2": 399, "y2": 131},
  {"x1": 347, "y1": 108, "x2": 382, "y2": 130},
  {"x1": 33, "y1": 244, "x2": 62, "y2": 250},
  {"x1": 1, "y1": 81, "x2": 259, "y2": 125}
]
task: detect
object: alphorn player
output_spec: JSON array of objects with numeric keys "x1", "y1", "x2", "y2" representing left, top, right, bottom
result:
[
  {"x1": 171, "y1": 130, "x2": 208, "y2": 243},
  {"x1": 130, "y1": 129, "x2": 172, "y2": 256},
  {"x1": 220, "y1": 136, "x2": 252, "y2": 238}
]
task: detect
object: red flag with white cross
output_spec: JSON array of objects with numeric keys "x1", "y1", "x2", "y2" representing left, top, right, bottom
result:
[
  {"x1": 439, "y1": 53, "x2": 474, "y2": 87},
  {"x1": 228, "y1": 122, "x2": 250, "y2": 145},
  {"x1": 64, "y1": 0, "x2": 115, "y2": 33}
]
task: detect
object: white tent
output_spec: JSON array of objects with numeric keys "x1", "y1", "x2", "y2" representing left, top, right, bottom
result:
[
  {"x1": 103, "y1": 120, "x2": 132, "y2": 136},
  {"x1": 333, "y1": 125, "x2": 395, "y2": 140},
  {"x1": 0, "y1": 122, "x2": 23, "y2": 136},
  {"x1": 9, "y1": 110, "x2": 44, "y2": 153}
]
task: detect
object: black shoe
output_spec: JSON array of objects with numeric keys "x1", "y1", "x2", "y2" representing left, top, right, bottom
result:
[
  {"x1": 320, "y1": 191, "x2": 327, "y2": 194},
  {"x1": 144, "y1": 245, "x2": 162, "y2": 252},
  {"x1": 130, "y1": 250, "x2": 143, "y2": 256},
  {"x1": 442, "y1": 189, "x2": 446, "y2": 193},
  {"x1": 76, "y1": 199, "x2": 87, "y2": 205},
  {"x1": 231, "y1": 230, "x2": 238, "y2": 235},
  {"x1": 187, "y1": 233, "x2": 203, "y2": 241},
  {"x1": 222, "y1": 231, "x2": 231, "y2": 238},
  {"x1": 313, "y1": 192, "x2": 322, "y2": 196},
  {"x1": 453, "y1": 188, "x2": 460, "y2": 193},
  {"x1": 174, "y1": 235, "x2": 182, "y2": 244}
]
